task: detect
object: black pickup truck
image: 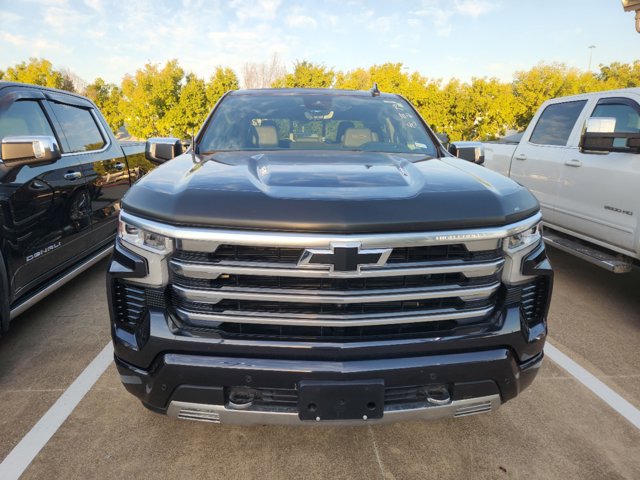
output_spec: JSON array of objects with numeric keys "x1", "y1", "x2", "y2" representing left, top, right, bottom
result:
[
  {"x1": 0, "y1": 81, "x2": 151, "y2": 334},
  {"x1": 109, "y1": 87, "x2": 553, "y2": 425}
]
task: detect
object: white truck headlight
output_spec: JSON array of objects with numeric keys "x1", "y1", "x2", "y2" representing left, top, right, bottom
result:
[{"x1": 118, "y1": 219, "x2": 172, "y2": 254}]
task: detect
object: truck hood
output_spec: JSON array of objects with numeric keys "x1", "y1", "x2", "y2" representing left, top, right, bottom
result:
[{"x1": 122, "y1": 151, "x2": 539, "y2": 233}]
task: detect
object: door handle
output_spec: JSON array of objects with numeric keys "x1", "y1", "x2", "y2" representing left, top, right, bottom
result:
[
  {"x1": 514, "y1": 153, "x2": 527, "y2": 161},
  {"x1": 564, "y1": 159, "x2": 582, "y2": 168},
  {"x1": 114, "y1": 162, "x2": 125, "y2": 171},
  {"x1": 64, "y1": 171, "x2": 83, "y2": 181}
]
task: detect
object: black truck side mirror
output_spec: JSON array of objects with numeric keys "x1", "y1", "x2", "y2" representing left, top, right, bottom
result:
[
  {"x1": 448, "y1": 141, "x2": 485, "y2": 165},
  {"x1": 145, "y1": 138, "x2": 183, "y2": 164}
]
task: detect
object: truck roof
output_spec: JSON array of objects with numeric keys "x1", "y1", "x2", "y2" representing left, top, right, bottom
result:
[
  {"x1": 0, "y1": 80, "x2": 90, "y2": 101},
  {"x1": 229, "y1": 88, "x2": 399, "y2": 98},
  {"x1": 544, "y1": 87, "x2": 640, "y2": 103}
]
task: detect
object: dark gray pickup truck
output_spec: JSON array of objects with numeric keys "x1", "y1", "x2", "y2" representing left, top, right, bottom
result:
[
  {"x1": 0, "y1": 81, "x2": 152, "y2": 334},
  {"x1": 109, "y1": 87, "x2": 553, "y2": 425}
]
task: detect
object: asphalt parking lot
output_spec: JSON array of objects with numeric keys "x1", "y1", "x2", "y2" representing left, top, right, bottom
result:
[{"x1": 0, "y1": 249, "x2": 639, "y2": 479}]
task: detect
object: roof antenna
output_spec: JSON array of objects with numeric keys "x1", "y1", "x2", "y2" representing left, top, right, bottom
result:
[{"x1": 370, "y1": 82, "x2": 380, "y2": 97}]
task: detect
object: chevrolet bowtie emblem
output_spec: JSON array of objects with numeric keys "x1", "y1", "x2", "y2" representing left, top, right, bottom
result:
[{"x1": 298, "y1": 243, "x2": 392, "y2": 272}]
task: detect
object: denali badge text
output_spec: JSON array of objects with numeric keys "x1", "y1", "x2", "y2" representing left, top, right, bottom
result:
[
  {"x1": 26, "y1": 241, "x2": 62, "y2": 262},
  {"x1": 298, "y1": 243, "x2": 392, "y2": 272}
]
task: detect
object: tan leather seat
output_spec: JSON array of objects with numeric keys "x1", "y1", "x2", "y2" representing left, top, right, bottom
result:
[
  {"x1": 343, "y1": 128, "x2": 374, "y2": 148},
  {"x1": 335, "y1": 121, "x2": 355, "y2": 143},
  {"x1": 255, "y1": 125, "x2": 278, "y2": 147}
]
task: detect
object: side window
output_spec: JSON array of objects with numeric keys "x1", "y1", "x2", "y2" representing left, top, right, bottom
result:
[
  {"x1": 0, "y1": 100, "x2": 56, "y2": 141},
  {"x1": 50, "y1": 102, "x2": 105, "y2": 153},
  {"x1": 591, "y1": 101, "x2": 640, "y2": 133},
  {"x1": 529, "y1": 100, "x2": 587, "y2": 146}
]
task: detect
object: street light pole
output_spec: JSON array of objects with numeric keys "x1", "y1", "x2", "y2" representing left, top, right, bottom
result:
[{"x1": 588, "y1": 45, "x2": 596, "y2": 71}]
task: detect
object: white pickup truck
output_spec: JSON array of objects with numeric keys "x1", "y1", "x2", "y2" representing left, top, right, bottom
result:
[{"x1": 482, "y1": 88, "x2": 640, "y2": 273}]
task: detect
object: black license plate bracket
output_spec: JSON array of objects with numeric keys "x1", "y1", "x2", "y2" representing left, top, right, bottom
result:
[{"x1": 298, "y1": 379, "x2": 384, "y2": 421}]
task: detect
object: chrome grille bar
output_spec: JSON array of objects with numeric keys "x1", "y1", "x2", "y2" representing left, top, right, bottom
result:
[
  {"x1": 170, "y1": 258, "x2": 504, "y2": 279},
  {"x1": 120, "y1": 211, "x2": 541, "y2": 250},
  {"x1": 172, "y1": 282, "x2": 500, "y2": 304},
  {"x1": 175, "y1": 305, "x2": 495, "y2": 327}
]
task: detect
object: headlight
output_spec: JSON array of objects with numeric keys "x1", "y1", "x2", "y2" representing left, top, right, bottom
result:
[
  {"x1": 501, "y1": 221, "x2": 544, "y2": 284},
  {"x1": 118, "y1": 219, "x2": 172, "y2": 254},
  {"x1": 505, "y1": 222, "x2": 542, "y2": 252}
]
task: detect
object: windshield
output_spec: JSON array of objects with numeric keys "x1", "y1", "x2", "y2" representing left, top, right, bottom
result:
[{"x1": 198, "y1": 93, "x2": 438, "y2": 156}]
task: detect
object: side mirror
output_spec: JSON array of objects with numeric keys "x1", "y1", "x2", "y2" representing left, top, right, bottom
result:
[
  {"x1": 1, "y1": 136, "x2": 61, "y2": 166},
  {"x1": 145, "y1": 138, "x2": 183, "y2": 164},
  {"x1": 449, "y1": 141, "x2": 485, "y2": 165},
  {"x1": 435, "y1": 132, "x2": 450, "y2": 149},
  {"x1": 580, "y1": 117, "x2": 640, "y2": 153}
]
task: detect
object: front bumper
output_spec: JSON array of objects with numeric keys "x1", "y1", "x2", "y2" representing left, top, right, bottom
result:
[
  {"x1": 165, "y1": 395, "x2": 502, "y2": 425},
  {"x1": 114, "y1": 342, "x2": 543, "y2": 425}
]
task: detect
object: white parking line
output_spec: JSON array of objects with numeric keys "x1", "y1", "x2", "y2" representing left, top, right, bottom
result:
[
  {"x1": 545, "y1": 342, "x2": 640, "y2": 429},
  {"x1": 0, "y1": 342, "x2": 113, "y2": 480}
]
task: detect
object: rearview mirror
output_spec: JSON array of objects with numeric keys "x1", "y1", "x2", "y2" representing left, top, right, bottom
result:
[
  {"x1": 449, "y1": 141, "x2": 485, "y2": 165},
  {"x1": 580, "y1": 117, "x2": 640, "y2": 153},
  {"x1": 145, "y1": 138, "x2": 183, "y2": 164},
  {"x1": 1, "y1": 136, "x2": 61, "y2": 166}
]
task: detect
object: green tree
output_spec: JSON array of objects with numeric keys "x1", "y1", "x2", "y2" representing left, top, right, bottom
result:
[
  {"x1": 2, "y1": 58, "x2": 74, "y2": 91},
  {"x1": 455, "y1": 77, "x2": 520, "y2": 140},
  {"x1": 120, "y1": 60, "x2": 184, "y2": 138},
  {"x1": 165, "y1": 73, "x2": 208, "y2": 139},
  {"x1": 85, "y1": 77, "x2": 125, "y2": 133},
  {"x1": 368, "y1": 63, "x2": 410, "y2": 92},
  {"x1": 272, "y1": 61, "x2": 334, "y2": 88},
  {"x1": 598, "y1": 61, "x2": 640, "y2": 89},
  {"x1": 206, "y1": 67, "x2": 239, "y2": 109},
  {"x1": 334, "y1": 68, "x2": 371, "y2": 90}
]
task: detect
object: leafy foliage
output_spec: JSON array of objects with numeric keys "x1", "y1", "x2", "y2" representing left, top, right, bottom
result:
[
  {"x1": 85, "y1": 78, "x2": 124, "y2": 133},
  {"x1": 3, "y1": 57, "x2": 640, "y2": 142},
  {"x1": 2, "y1": 58, "x2": 75, "y2": 91},
  {"x1": 598, "y1": 60, "x2": 640, "y2": 89},
  {"x1": 120, "y1": 60, "x2": 184, "y2": 138},
  {"x1": 206, "y1": 67, "x2": 239, "y2": 109},
  {"x1": 165, "y1": 73, "x2": 208, "y2": 139},
  {"x1": 272, "y1": 61, "x2": 335, "y2": 88}
]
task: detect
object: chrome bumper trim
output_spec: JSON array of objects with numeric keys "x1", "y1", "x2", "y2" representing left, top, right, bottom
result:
[{"x1": 166, "y1": 394, "x2": 501, "y2": 425}]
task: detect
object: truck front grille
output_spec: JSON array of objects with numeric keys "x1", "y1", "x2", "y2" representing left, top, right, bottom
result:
[
  {"x1": 167, "y1": 237, "x2": 504, "y2": 342},
  {"x1": 173, "y1": 244, "x2": 501, "y2": 264}
]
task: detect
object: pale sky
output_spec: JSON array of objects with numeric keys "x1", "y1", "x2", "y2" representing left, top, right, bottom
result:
[{"x1": 1, "y1": 0, "x2": 638, "y2": 86}]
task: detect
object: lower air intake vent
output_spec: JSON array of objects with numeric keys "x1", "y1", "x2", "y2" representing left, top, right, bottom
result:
[
  {"x1": 520, "y1": 277, "x2": 551, "y2": 327},
  {"x1": 113, "y1": 280, "x2": 147, "y2": 331}
]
